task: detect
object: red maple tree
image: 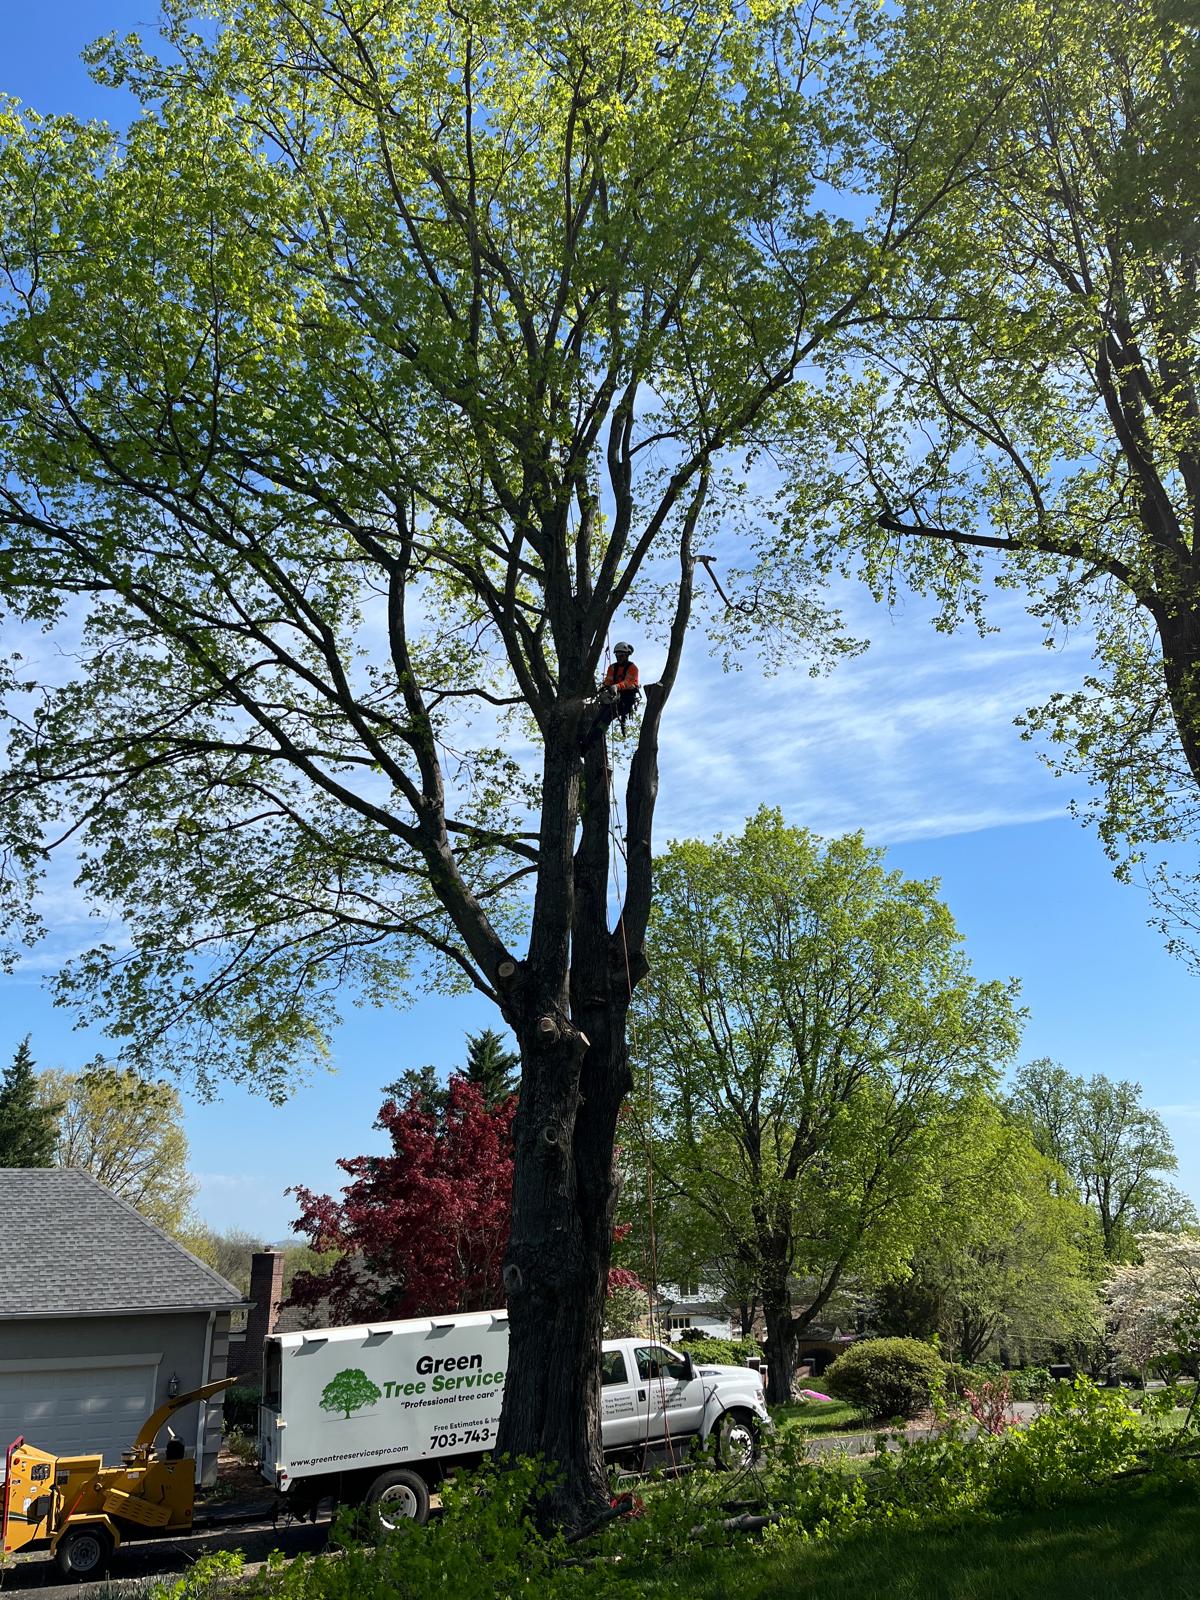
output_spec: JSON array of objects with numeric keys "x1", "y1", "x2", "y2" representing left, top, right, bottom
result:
[
  {"x1": 288, "y1": 1076, "x2": 518, "y2": 1323},
  {"x1": 289, "y1": 1076, "x2": 644, "y2": 1325}
]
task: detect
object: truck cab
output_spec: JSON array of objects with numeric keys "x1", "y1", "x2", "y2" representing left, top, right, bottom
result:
[{"x1": 599, "y1": 1338, "x2": 768, "y2": 1466}]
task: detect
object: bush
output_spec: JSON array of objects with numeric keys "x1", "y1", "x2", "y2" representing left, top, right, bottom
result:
[
  {"x1": 825, "y1": 1338, "x2": 944, "y2": 1420},
  {"x1": 675, "y1": 1333, "x2": 761, "y2": 1367},
  {"x1": 222, "y1": 1384, "x2": 261, "y2": 1433},
  {"x1": 985, "y1": 1378, "x2": 1144, "y2": 1510},
  {"x1": 1008, "y1": 1366, "x2": 1053, "y2": 1403},
  {"x1": 224, "y1": 1428, "x2": 260, "y2": 1467}
]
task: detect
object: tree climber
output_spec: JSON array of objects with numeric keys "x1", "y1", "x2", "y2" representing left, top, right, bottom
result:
[{"x1": 582, "y1": 642, "x2": 641, "y2": 751}]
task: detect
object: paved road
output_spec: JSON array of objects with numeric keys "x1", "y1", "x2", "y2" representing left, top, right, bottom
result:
[
  {"x1": 800, "y1": 1399, "x2": 1041, "y2": 1459},
  {"x1": 0, "y1": 1514, "x2": 330, "y2": 1598}
]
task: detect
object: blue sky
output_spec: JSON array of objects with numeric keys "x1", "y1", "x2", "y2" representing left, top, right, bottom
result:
[{"x1": 4, "y1": 8, "x2": 1199, "y2": 1240}]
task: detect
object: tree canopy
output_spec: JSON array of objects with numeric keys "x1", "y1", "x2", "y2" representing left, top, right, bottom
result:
[
  {"x1": 1107, "y1": 1230, "x2": 1200, "y2": 1379},
  {"x1": 382, "y1": 1026, "x2": 519, "y2": 1118},
  {"x1": 818, "y1": 0, "x2": 1200, "y2": 958},
  {"x1": 875, "y1": 1107, "x2": 1102, "y2": 1364},
  {"x1": 1010, "y1": 1059, "x2": 1195, "y2": 1260},
  {"x1": 627, "y1": 808, "x2": 1022, "y2": 1400},
  {"x1": 37, "y1": 1061, "x2": 198, "y2": 1233},
  {"x1": 289, "y1": 1075, "x2": 517, "y2": 1325}
]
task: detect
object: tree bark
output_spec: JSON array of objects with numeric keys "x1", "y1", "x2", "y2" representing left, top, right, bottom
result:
[
  {"x1": 1157, "y1": 606, "x2": 1200, "y2": 791},
  {"x1": 496, "y1": 1019, "x2": 629, "y2": 1524},
  {"x1": 493, "y1": 726, "x2": 635, "y2": 1526},
  {"x1": 763, "y1": 1282, "x2": 798, "y2": 1405}
]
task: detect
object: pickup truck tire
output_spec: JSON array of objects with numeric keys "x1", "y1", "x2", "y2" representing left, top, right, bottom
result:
[
  {"x1": 55, "y1": 1525, "x2": 112, "y2": 1579},
  {"x1": 366, "y1": 1467, "x2": 431, "y2": 1529},
  {"x1": 713, "y1": 1409, "x2": 762, "y2": 1470}
]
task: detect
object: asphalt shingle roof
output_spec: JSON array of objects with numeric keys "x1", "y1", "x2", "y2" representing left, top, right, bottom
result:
[{"x1": 0, "y1": 1167, "x2": 246, "y2": 1318}]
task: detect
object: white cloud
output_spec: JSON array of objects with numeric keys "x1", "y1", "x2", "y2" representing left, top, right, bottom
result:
[{"x1": 649, "y1": 578, "x2": 1094, "y2": 848}]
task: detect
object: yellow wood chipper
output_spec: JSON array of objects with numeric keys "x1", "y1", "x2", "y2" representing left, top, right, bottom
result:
[{"x1": 2, "y1": 1376, "x2": 235, "y2": 1580}]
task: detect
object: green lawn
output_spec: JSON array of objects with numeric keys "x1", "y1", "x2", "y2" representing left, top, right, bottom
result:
[
  {"x1": 772, "y1": 1398, "x2": 872, "y2": 1438},
  {"x1": 608, "y1": 1484, "x2": 1200, "y2": 1600}
]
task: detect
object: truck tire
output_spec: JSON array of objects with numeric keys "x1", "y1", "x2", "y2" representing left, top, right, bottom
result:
[
  {"x1": 55, "y1": 1525, "x2": 113, "y2": 1579},
  {"x1": 713, "y1": 1409, "x2": 762, "y2": 1471},
  {"x1": 365, "y1": 1467, "x2": 431, "y2": 1529}
]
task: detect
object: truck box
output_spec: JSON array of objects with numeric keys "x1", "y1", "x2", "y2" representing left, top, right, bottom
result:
[{"x1": 259, "y1": 1309, "x2": 769, "y2": 1523}]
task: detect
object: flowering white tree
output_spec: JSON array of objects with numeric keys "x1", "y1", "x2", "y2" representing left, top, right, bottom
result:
[{"x1": 1106, "y1": 1232, "x2": 1200, "y2": 1383}]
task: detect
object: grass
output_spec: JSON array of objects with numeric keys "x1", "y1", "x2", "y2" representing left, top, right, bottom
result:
[
  {"x1": 772, "y1": 1398, "x2": 873, "y2": 1438},
  {"x1": 608, "y1": 1482, "x2": 1200, "y2": 1600}
]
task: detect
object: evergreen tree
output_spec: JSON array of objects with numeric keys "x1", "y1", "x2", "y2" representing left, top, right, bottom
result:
[
  {"x1": 0, "y1": 1037, "x2": 62, "y2": 1167},
  {"x1": 464, "y1": 1029, "x2": 520, "y2": 1108},
  {"x1": 379, "y1": 1063, "x2": 444, "y2": 1121},
  {"x1": 380, "y1": 1033, "x2": 518, "y2": 1122}
]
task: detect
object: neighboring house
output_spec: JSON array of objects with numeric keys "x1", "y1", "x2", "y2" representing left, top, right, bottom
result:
[
  {"x1": 655, "y1": 1282, "x2": 739, "y2": 1341},
  {"x1": 0, "y1": 1168, "x2": 246, "y2": 1484},
  {"x1": 793, "y1": 1326, "x2": 856, "y2": 1376}
]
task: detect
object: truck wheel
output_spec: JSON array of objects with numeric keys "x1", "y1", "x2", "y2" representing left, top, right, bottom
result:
[
  {"x1": 365, "y1": 1468, "x2": 430, "y2": 1530},
  {"x1": 55, "y1": 1525, "x2": 112, "y2": 1579},
  {"x1": 713, "y1": 1410, "x2": 762, "y2": 1471}
]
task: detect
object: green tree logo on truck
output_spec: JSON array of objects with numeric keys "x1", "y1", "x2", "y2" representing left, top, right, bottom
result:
[{"x1": 319, "y1": 1367, "x2": 382, "y2": 1419}]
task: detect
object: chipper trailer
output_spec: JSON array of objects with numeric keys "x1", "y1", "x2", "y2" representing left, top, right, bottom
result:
[{"x1": 2, "y1": 1377, "x2": 235, "y2": 1580}]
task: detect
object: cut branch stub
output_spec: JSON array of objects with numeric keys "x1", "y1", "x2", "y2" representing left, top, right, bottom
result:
[{"x1": 497, "y1": 960, "x2": 518, "y2": 979}]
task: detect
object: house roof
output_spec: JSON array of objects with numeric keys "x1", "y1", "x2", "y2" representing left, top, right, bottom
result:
[{"x1": 0, "y1": 1168, "x2": 246, "y2": 1318}]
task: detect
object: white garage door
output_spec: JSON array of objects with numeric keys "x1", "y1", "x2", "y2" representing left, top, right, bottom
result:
[{"x1": 0, "y1": 1358, "x2": 159, "y2": 1465}]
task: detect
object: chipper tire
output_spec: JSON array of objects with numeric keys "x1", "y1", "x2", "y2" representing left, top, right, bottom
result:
[{"x1": 55, "y1": 1524, "x2": 113, "y2": 1580}]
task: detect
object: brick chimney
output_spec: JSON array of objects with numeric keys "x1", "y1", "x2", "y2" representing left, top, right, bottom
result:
[{"x1": 234, "y1": 1250, "x2": 284, "y2": 1384}]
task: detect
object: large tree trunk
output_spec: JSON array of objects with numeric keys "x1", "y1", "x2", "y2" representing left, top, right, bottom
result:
[
  {"x1": 1158, "y1": 606, "x2": 1200, "y2": 790},
  {"x1": 762, "y1": 1278, "x2": 798, "y2": 1405},
  {"x1": 493, "y1": 538, "x2": 694, "y2": 1529},
  {"x1": 496, "y1": 1020, "x2": 629, "y2": 1526},
  {"x1": 493, "y1": 725, "x2": 635, "y2": 1527}
]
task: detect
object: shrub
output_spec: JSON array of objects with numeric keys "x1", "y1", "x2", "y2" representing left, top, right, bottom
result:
[
  {"x1": 1008, "y1": 1366, "x2": 1053, "y2": 1403},
  {"x1": 963, "y1": 1377, "x2": 1015, "y2": 1437},
  {"x1": 224, "y1": 1428, "x2": 260, "y2": 1467},
  {"x1": 985, "y1": 1378, "x2": 1143, "y2": 1510},
  {"x1": 825, "y1": 1338, "x2": 944, "y2": 1420},
  {"x1": 222, "y1": 1384, "x2": 262, "y2": 1433},
  {"x1": 675, "y1": 1333, "x2": 761, "y2": 1367}
]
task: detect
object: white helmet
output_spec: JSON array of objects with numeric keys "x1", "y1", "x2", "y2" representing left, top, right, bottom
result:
[{"x1": 614, "y1": 641, "x2": 634, "y2": 655}]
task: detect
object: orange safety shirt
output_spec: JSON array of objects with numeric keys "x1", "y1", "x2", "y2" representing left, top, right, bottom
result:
[{"x1": 603, "y1": 660, "x2": 639, "y2": 692}]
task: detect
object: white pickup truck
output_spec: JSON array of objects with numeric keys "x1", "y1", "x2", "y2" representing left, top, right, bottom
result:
[{"x1": 258, "y1": 1309, "x2": 769, "y2": 1524}]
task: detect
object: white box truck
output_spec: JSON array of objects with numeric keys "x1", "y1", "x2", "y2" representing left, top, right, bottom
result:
[{"x1": 258, "y1": 1310, "x2": 769, "y2": 1525}]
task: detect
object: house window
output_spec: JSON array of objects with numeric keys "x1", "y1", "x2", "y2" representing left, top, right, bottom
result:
[
  {"x1": 666, "y1": 1315, "x2": 693, "y2": 1332},
  {"x1": 677, "y1": 1277, "x2": 700, "y2": 1298}
]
